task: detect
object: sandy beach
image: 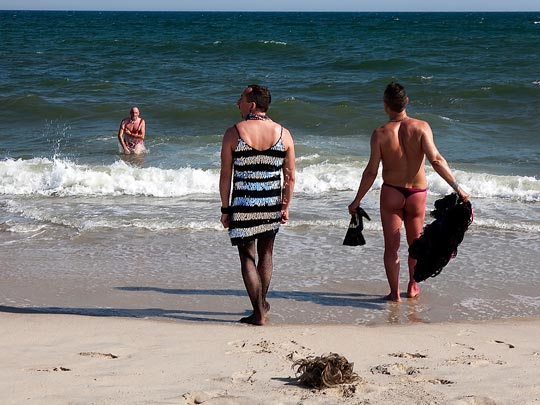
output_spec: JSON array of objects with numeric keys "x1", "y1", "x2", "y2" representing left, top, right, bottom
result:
[{"x1": 1, "y1": 311, "x2": 539, "y2": 404}]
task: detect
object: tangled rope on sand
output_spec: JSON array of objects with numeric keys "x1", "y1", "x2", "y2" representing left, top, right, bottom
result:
[{"x1": 293, "y1": 353, "x2": 359, "y2": 389}]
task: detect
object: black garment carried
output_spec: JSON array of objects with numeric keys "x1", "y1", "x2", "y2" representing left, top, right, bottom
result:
[
  {"x1": 409, "y1": 193, "x2": 473, "y2": 282},
  {"x1": 343, "y1": 207, "x2": 371, "y2": 246}
]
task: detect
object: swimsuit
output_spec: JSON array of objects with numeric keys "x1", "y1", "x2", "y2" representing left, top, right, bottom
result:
[
  {"x1": 382, "y1": 183, "x2": 427, "y2": 198},
  {"x1": 125, "y1": 136, "x2": 143, "y2": 150},
  {"x1": 124, "y1": 119, "x2": 144, "y2": 150},
  {"x1": 228, "y1": 126, "x2": 286, "y2": 246}
]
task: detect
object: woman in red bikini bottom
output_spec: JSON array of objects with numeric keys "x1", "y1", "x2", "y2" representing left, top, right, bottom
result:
[
  {"x1": 379, "y1": 183, "x2": 427, "y2": 301},
  {"x1": 348, "y1": 82, "x2": 469, "y2": 302}
]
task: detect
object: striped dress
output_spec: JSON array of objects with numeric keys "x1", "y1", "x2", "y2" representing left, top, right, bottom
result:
[{"x1": 228, "y1": 127, "x2": 286, "y2": 246}]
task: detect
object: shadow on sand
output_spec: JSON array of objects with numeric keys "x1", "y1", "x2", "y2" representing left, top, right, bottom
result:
[{"x1": 0, "y1": 287, "x2": 391, "y2": 323}]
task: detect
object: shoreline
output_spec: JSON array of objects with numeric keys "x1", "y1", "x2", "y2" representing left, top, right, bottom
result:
[
  {"x1": 2, "y1": 224, "x2": 540, "y2": 326},
  {"x1": 1, "y1": 312, "x2": 539, "y2": 404}
]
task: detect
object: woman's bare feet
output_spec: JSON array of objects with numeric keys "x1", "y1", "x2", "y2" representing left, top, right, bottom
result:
[
  {"x1": 384, "y1": 293, "x2": 402, "y2": 302},
  {"x1": 407, "y1": 281, "x2": 420, "y2": 298},
  {"x1": 239, "y1": 313, "x2": 265, "y2": 326}
]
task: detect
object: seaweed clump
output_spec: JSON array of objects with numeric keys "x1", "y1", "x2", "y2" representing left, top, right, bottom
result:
[{"x1": 293, "y1": 353, "x2": 359, "y2": 389}]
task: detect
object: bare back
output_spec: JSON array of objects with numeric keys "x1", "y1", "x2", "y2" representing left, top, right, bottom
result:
[
  {"x1": 376, "y1": 118, "x2": 429, "y2": 189},
  {"x1": 234, "y1": 120, "x2": 282, "y2": 150}
]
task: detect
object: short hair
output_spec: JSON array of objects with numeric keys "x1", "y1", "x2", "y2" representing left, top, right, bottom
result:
[
  {"x1": 245, "y1": 84, "x2": 271, "y2": 112},
  {"x1": 384, "y1": 82, "x2": 408, "y2": 112}
]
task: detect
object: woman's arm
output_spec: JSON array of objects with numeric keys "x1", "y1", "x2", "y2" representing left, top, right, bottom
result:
[
  {"x1": 281, "y1": 128, "x2": 296, "y2": 224},
  {"x1": 219, "y1": 127, "x2": 237, "y2": 228},
  {"x1": 348, "y1": 129, "x2": 381, "y2": 214}
]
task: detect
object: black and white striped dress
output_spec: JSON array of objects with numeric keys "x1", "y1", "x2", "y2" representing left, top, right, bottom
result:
[{"x1": 228, "y1": 127, "x2": 286, "y2": 246}]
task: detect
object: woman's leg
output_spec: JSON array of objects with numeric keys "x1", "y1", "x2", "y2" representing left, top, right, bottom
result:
[
  {"x1": 380, "y1": 185, "x2": 406, "y2": 302},
  {"x1": 237, "y1": 239, "x2": 266, "y2": 325},
  {"x1": 256, "y1": 234, "x2": 276, "y2": 313},
  {"x1": 404, "y1": 190, "x2": 427, "y2": 298}
]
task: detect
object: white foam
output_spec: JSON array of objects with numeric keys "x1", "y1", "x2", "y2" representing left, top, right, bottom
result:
[
  {"x1": 1, "y1": 158, "x2": 538, "y2": 202},
  {"x1": 260, "y1": 40, "x2": 287, "y2": 45},
  {"x1": 426, "y1": 169, "x2": 539, "y2": 202},
  {"x1": 0, "y1": 158, "x2": 218, "y2": 197},
  {"x1": 509, "y1": 294, "x2": 540, "y2": 309},
  {"x1": 471, "y1": 217, "x2": 540, "y2": 233},
  {"x1": 295, "y1": 162, "x2": 369, "y2": 193},
  {"x1": 0, "y1": 156, "x2": 538, "y2": 234}
]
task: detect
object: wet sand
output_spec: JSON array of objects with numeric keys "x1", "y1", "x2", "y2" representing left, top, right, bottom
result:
[{"x1": 1, "y1": 225, "x2": 539, "y2": 325}]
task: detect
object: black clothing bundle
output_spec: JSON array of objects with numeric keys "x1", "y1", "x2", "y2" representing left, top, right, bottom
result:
[
  {"x1": 343, "y1": 207, "x2": 371, "y2": 246},
  {"x1": 409, "y1": 193, "x2": 473, "y2": 282}
]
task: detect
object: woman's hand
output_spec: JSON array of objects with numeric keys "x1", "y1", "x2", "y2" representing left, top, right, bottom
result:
[
  {"x1": 220, "y1": 213, "x2": 230, "y2": 228},
  {"x1": 457, "y1": 186, "x2": 470, "y2": 202},
  {"x1": 280, "y1": 209, "x2": 289, "y2": 224},
  {"x1": 348, "y1": 201, "x2": 359, "y2": 215}
]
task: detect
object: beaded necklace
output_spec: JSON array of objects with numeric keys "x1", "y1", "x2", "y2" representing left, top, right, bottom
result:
[{"x1": 245, "y1": 113, "x2": 270, "y2": 121}]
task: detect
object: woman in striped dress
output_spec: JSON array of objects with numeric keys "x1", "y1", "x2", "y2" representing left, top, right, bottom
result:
[{"x1": 220, "y1": 85, "x2": 296, "y2": 326}]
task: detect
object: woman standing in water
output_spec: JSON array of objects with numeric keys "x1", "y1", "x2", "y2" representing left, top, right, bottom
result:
[{"x1": 220, "y1": 85, "x2": 295, "y2": 325}]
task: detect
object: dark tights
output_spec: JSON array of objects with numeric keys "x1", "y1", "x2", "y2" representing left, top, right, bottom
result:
[{"x1": 237, "y1": 234, "x2": 275, "y2": 325}]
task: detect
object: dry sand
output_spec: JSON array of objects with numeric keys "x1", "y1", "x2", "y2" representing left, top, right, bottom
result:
[{"x1": 1, "y1": 312, "x2": 539, "y2": 404}]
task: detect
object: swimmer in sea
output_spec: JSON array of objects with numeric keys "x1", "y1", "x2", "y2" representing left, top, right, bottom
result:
[{"x1": 118, "y1": 106, "x2": 145, "y2": 155}]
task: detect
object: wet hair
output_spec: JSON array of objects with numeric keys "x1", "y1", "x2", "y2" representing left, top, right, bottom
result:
[
  {"x1": 245, "y1": 84, "x2": 272, "y2": 112},
  {"x1": 384, "y1": 82, "x2": 408, "y2": 112}
]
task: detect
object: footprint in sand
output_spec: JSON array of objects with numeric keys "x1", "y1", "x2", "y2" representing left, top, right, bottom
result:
[
  {"x1": 491, "y1": 340, "x2": 515, "y2": 349},
  {"x1": 254, "y1": 339, "x2": 274, "y2": 354},
  {"x1": 411, "y1": 377, "x2": 454, "y2": 385},
  {"x1": 79, "y1": 351, "x2": 118, "y2": 359},
  {"x1": 446, "y1": 354, "x2": 505, "y2": 366},
  {"x1": 226, "y1": 338, "x2": 312, "y2": 360},
  {"x1": 388, "y1": 352, "x2": 427, "y2": 359},
  {"x1": 452, "y1": 342, "x2": 476, "y2": 351},
  {"x1": 453, "y1": 395, "x2": 499, "y2": 404},
  {"x1": 231, "y1": 369, "x2": 257, "y2": 384},
  {"x1": 427, "y1": 378, "x2": 454, "y2": 385},
  {"x1": 34, "y1": 366, "x2": 71, "y2": 372},
  {"x1": 181, "y1": 391, "x2": 210, "y2": 405},
  {"x1": 181, "y1": 391, "x2": 253, "y2": 405},
  {"x1": 225, "y1": 340, "x2": 249, "y2": 354},
  {"x1": 370, "y1": 363, "x2": 422, "y2": 376},
  {"x1": 226, "y1": 339, "x2": 274, "y2": 354}
]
